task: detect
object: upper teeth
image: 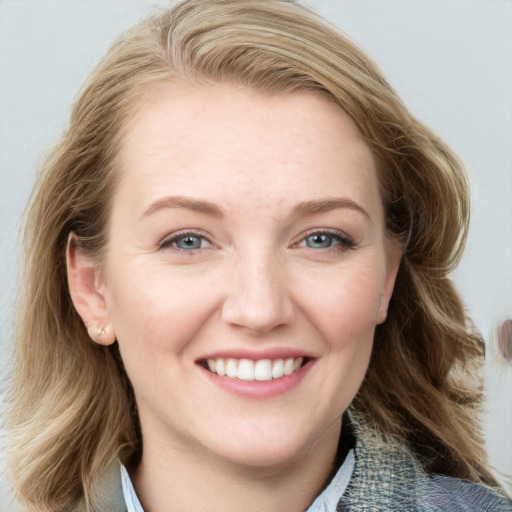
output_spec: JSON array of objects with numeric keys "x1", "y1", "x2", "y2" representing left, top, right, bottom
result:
[{"x1": 206, "y1": 357, "x2": 303, "y2": 381}]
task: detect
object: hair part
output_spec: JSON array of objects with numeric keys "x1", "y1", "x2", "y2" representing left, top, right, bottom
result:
[{"x1": 6, "y1": 0, "x2": 499, "y2": 509}]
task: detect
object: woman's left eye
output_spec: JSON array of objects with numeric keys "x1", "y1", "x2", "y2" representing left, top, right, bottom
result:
[
  {"x1": 160, "y1": 233, "x2": 212, "y2": 251},
  {"x1": 298, "y1": 231, "x2": 355, "y2": 250}
]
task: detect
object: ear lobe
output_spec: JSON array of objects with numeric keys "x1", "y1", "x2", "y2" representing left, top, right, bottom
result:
[
  {"x1": 376, "y1": 295, "x2": 391, "y2": 325},
  {"x1": 86, "y1": 322, "x2": 116, "y2": 346},
  {"x1": 66, "y1": 234, "x2": 115, "y2": 345},
  {"x1": 376, "y1": 240, "x2": 402, "y2": 325}
]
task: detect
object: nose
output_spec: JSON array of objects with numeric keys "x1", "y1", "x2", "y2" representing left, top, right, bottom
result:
[{"x1": 221, "y1": 254, "x2": 294, "y2": 336}]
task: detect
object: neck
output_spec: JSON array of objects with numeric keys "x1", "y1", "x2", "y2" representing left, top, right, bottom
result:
[{"x1": 130, "y1": 420, "x2": 342, "y2": 512}]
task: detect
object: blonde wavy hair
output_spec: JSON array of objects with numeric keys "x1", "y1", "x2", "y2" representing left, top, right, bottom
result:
[{"x1": 6, "y1": 0, "x2": 499, "y2": 509}]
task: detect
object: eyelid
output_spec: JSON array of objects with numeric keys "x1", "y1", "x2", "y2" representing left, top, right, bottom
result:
[
  {"x1": 158, "y1": 228, "x2": 355, "y2": 252},
  {"x1": 293, "y1": 228, "x2": 356, "y2": 249},
  {"x1": 159, "y1": 230, "x2": 215, "y2": 250}
]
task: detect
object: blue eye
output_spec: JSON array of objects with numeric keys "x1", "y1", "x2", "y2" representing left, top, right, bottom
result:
[
  {"x1": 305, "y1": 233, "x2": 337, "y2": 248},
  {"x1": 160, "y1": 232, "x2": 212, "y2": 251},
  {"x1": 299, "y1": 230, "x2": 355, "y2": 251},
  {"x1": 175, "y1": 235, "x2": 203, "y2": 250}
]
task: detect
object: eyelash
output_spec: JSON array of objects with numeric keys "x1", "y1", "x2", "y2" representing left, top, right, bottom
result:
[
  {"x1": 159, "y1": 229, "x2": 355, "y2": 255},
  {"x1": 159, "y1": 231, "x2": 215, "y2": 254},
  {"x1": 294, "y1": 229, "x2": 356, "y2": 252},
  {"x1": 159, "y1": 229, "x2": 355, "y2": 254}
]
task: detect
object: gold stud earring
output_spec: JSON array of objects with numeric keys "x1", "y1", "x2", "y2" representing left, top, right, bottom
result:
[
  {"x1": 95, "y1": 325, "x2": 107, "y2": 337},
  {"x1": 87, "y1": 323, "x2": 116, "y2": 345}
]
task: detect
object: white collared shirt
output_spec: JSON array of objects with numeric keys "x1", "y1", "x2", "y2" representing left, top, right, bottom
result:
[{"x1": 121, "y1": 449, "x2": 355, "y2": 512}]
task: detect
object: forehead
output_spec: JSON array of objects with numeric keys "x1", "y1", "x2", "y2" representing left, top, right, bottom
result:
[{"x1": 114, "y1": 82, "x2": 380, "y2": 219}]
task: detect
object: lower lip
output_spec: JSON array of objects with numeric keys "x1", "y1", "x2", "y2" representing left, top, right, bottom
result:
[{"x1": 197, "y1": 360, "x2": 314, "y2": 399}]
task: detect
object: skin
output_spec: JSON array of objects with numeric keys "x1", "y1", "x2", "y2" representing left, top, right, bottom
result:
[{"x1": 67, "y1": 83, "x2": 401, "y2": 512}]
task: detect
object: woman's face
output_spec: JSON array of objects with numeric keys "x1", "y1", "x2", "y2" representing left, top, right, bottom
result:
[{"x1": 98, "y1": 83, "x2": 401, "y2": 470}]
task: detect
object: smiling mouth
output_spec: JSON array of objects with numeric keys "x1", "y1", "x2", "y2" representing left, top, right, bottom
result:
[{"x1": 200, "y1": 357, "x2": 308, "y2": 382}]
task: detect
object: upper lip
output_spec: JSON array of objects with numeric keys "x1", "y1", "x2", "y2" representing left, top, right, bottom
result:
[{"x1": 196, "y1": 348, "x2": 316, "y2": 362}]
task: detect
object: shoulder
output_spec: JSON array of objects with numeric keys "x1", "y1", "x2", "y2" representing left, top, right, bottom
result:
[
  {"x1": 78, "y1": 460, "x2": 127, "y2": 512},
  {"x1": 424, "y1": 474, "x2": 512, "y2": 512},
  {"x1": 336, "y1": 415, "x2": 512, "y2": 511}
]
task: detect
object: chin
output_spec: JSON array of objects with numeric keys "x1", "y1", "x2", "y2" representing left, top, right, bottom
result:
[{"x1": 200, "y1": 418, "x2": 339, "y2": 473}]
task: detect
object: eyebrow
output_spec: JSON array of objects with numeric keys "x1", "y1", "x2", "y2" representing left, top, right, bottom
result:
[
  {"x1": 291, "y1": 197, "x2": 370, "y2": 219},
  {"x1": 141, "y1": 196, "x2": 225, "y2": 219},
  {"x1": 141, "y1": 195, "x2": 369, "y2": 220}
]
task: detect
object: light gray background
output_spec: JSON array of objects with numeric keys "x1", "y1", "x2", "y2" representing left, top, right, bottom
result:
[{"x1": 1, "y1": 0, "x2": 511, "y2": 508}]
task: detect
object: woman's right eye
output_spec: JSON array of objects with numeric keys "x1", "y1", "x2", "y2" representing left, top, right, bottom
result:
[{"x1": 160, "y1": 233, "x2": 213, "y2": 252}]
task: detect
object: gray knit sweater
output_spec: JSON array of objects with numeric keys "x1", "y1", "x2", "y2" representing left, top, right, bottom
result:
[{"x1": 336, "y1": 421, "x2": 512, "y2": 511}]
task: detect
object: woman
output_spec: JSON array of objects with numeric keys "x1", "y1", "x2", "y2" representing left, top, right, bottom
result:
[{"x1": 6, "y1": 0, "x2": 511, "y2": 510}]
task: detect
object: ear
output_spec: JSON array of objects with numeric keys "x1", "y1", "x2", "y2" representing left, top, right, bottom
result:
[
  {"x1": 376, "y1": 237, "x2": 403, "y2": 325},
  {"x1": 66, "y1": 234, "x2": 116, "y2": 345}
]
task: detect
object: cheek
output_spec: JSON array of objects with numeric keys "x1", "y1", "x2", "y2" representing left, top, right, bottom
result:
[
  {"x1": 299, "y1": 262, "x2": 385, "y2": 346},
  {"x1": 105, "y1": 263, "x2": 218, "y2": 359}
]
